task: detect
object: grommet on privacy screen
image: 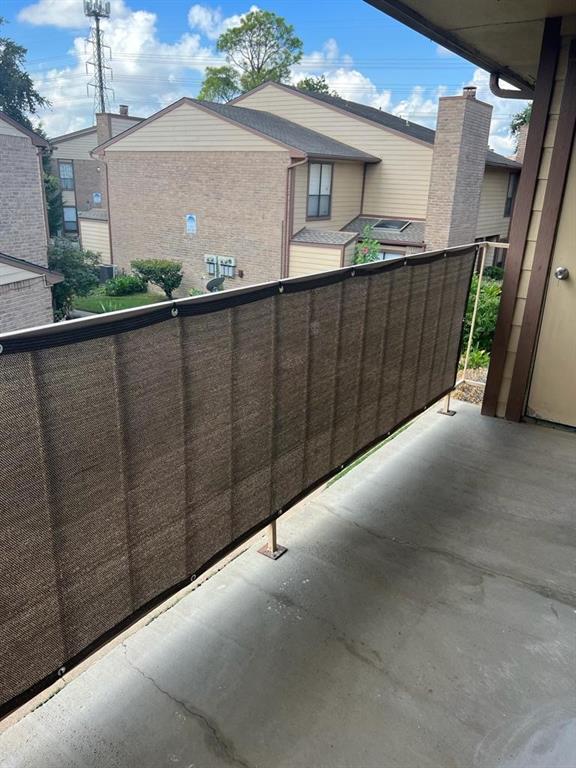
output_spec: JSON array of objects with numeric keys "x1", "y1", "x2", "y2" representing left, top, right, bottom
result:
[
  {"x1": 350, "y1": 269, "x2": 356, "y2": 277},
  {"x1": 57, "y1": 666, "x2": 66, "y2": 677},
  {"x1": 171, "y1": 307, "x2": 179, "y2": 317},
  {"x1": 278, "y1": 284, "x2": 284, "y2": 293},
  {"x1": 0, "y1": 344, "x2": 3, "y2": 355}
]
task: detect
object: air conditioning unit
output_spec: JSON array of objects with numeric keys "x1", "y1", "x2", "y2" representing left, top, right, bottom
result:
[{"x1": 98, "y1": 264, "x2": 117, "y2": 283}]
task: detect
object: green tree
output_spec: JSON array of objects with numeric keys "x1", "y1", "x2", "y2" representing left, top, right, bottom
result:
[
  {"x1": 0, "y1": 17, "x2": 48, "y2": 128},
  {"x1": 510, "y1": 103, "x2": 532, "y2": 150},
  {"x1": 199, "y1": 10, "x2": 302, "y2": 101},
  {"x1": 132, "y1": 259, "x2": 183, "y2": 300},
  {"x1": 297, "y1": 75, "x2": 337, "y2": 97},
  {"x1": 198, "y1": 65, "x2": 241, "y2": 102},
  {"x1": 48, "y1": 238, "x2": 100, "y2": 319},
  {"x1": 353, "y1": 226, "x2": 381, "y2": 264}
]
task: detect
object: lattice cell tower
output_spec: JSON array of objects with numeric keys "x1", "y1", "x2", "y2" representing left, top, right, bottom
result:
[{"x1": 84, "y1": 0, "x2": 114, "y2": 114}]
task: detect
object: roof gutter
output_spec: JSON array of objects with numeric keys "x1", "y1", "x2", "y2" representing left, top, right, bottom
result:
[{"x1": 489, "y1": 72, "x2": 534, "y2": 100}]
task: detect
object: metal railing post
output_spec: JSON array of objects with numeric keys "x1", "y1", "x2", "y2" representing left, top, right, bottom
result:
[
  {"x1": 462, "y1": 242, "x2": 487, "y2": 383},
  {"x1": 258, "y1": 520, "x2": 287, "y2": 560}
]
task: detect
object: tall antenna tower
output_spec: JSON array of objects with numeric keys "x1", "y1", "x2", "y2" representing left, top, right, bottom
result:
[{"x1": 84, "y1": 0, "x2": 113, "y2": 114}]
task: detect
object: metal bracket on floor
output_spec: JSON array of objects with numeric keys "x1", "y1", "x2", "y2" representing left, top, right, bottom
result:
[
  {"x1": 438, "y1": 392, "x2": 456, "y2": 417},
  {"x1": 258, "y1": 520, "x2": 288, "y2": 560}
]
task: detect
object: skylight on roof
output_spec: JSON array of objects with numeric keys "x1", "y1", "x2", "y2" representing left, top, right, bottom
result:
[{"x1": 374, "y1": 219, "x2": 410, "y2": 231}]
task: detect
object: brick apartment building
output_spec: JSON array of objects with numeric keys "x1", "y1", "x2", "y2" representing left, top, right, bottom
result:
[
  {"x1": 0, "y1": 111, "x2": 63, "y2": 333},
  {"x1": 93, "y1": 86, "x2": 520, "y2": 293},
  {"x1": 49, "y1": 105, "x2": 142, "y2": 261}
]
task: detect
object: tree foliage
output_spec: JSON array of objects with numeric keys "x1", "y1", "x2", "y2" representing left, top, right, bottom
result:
[
  {"x1": 199, "y1": 10, "x2": 302, "y2": 101},
  {"x1": 131, "y1": 259, "x2": 183, "y2": 300},
  {"x1": 353, "y1": 226, "x2": 381, "y2": 264},
  {"x1": 0, "y1": 16, "x2": 48, "y2": 128},
  {"x1": 510, "y1": 103, "x2": 532, "y2": 149},
  {"x1": 462, "y1": 275, "x2": 502, "y2": 354},
  {"x1": 198, "y1": 65, "x2": 241, "y2": 102},
  {"x1": 48, "y1": 238, "x2": 100, "y2": 319},
  {"x1": 296, "y1": 75, "x2": 337, "y2": 97}
]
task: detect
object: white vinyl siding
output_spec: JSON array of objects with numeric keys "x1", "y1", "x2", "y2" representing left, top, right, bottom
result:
[
  {"x1": 51, "y1": 130, "x2": 98, "y2": 160},
  {"x1": 79, "y1": 218, "x2": 111, "y2": 262},
  {"x1": 288, "y1": 243, "x2": 342, "y2": 276},
  {"x1": 476, "y1": 167, "x2": 514, "y2": 239},
  {"x1": 106, "y1": 103, "x2": 285, "y2": 152},
  {"x1": 237, "y1": 84, "x2": 433, "y2": 219},
  {"x1": 292, "y1": 161, "x2": 364, "y2": 234}
]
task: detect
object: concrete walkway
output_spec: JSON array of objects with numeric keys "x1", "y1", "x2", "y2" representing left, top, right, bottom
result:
[{"x1": 1, "y1": 402, "x2": 575, "y2": 768}]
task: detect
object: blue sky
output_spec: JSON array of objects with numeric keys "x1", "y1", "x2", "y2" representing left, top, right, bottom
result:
[{"x1": 3, "y1": 0, "x2": 527, "y2": 152}]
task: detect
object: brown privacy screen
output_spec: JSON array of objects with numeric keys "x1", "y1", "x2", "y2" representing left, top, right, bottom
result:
[{"x1": 0, "y1": 245, "x2": 475, "y2": 716}]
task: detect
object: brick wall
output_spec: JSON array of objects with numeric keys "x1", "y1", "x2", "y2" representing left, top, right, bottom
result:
[
  {"x1": 0, "y1": 276, "x2": 53, "y2": 333},
  {"x1": 107, "y1": 151, "x2": 289, "y2": 292},
  {"x1": 73, "y1": 159, "x2": 105, "y2": 212},
  {"x1": 425, "y1": 90, "x2": 493, "y2": 251},
  {"x1": 0, "y1": 134, "x2": 48, "y2": 266}
]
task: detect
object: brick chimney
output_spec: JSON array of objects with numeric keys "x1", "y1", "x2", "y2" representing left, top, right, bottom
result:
[
  {"x1": 424, "y1": 87, "x2": 493, "y2": 250},
  {"x1": 95, "y1": 112, "x2": 112, "y2": 145},
  {"x1": 515, "y1": 122, "x2": 528, "y2": 163}
]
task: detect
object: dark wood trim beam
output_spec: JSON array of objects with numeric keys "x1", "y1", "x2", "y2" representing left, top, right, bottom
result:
[
  {"x1": 481, "y1": 17, "x2": 561, "y2": 417},
  {"x1": 505, "y1": 39, "x2": 576, "y2": 421}
]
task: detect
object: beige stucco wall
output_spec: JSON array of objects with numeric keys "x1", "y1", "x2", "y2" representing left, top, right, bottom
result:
[
  {"x1": 106, "y1": 150, "x2": 289, "y2": 291},
  {"x1": 236, "y1": 84, "x2": 433, "y2": 219},
  {"x1": 292, "y1": 161, "x2": 364, "y2": 234},
  {"x1": 105, "y1": 102, "x2": 284, "y2": 153},
  {"x1": 80, "y1": 218, "x2": 111, "y2": 262},
  {"x1": 496, "y1": 25, "x2": 574, "y2": 416},
  {"x1": 0, "y1": 134, "x2": 48, "y2": 266},
  {"x1": 288, "y1": 243, "x2": 342, "y2": 276},
  {"x1": 476, "y1": 167, "x2": 514, "y2": 239}
]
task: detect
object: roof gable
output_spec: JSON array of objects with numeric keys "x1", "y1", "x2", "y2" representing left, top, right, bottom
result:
[
  {"x1": 94, "y1": 98, "x2": 380, "y2": 162},
  {"x1": 233, "y1": 82, "x2": 521, "y2": 169},
  {"x1": 0, "y1": 112, "x2": 48, "y2": 147}
]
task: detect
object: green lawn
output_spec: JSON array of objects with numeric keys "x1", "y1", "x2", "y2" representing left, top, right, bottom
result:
[{"x1": 74, "y1": 292, "x2": 164, "y2": 313}]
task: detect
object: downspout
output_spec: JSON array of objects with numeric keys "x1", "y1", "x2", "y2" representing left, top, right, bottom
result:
[{"x1": 282, "y1": 157, "x2": 308, "y2": 278}]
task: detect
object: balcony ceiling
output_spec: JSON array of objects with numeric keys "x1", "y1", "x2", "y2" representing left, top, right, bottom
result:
[{"x1": 366, "y1": 0, "x2": 576, "y2": 91}]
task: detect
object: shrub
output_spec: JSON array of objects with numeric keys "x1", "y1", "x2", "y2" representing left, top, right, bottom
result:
[
  {"x1": 48, "y1": 238, "x2": 100, "y2": 320},
  {"x1": 131, "y1": 259, "x2": 183, "y2": 300},
  {"x1": 483, "y1": 265, "x2": 504, "y2": 281},
  {"x1": 462, "y1": 275, "x2": 502, "y2": 353},
  {"x1": 354, "y1": 225, "x2": 381, "y2": 264},
  {"x1": 104, "y1": 274, "x2": 147, "y2": 296},
  {"x1": 461, "y1": 346, "x2": 490, "y2": 370}
]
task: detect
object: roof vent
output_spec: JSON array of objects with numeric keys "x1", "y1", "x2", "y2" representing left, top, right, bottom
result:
[
  {"x1": 119, "y1": 104, "x2": 129, "y2": 115},
  {"x1": 462, "y1": 86, "x2": 477, "y2": 99}
]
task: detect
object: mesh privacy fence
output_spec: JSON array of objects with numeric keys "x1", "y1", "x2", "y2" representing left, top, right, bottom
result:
[{"x1": 0, "y1": 245, "x2": 475, "y2": 716}]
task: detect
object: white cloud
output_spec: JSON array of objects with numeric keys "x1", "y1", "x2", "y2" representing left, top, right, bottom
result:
[
  {"x1": 18, "y1": 0, "x2": 129, "y2": 29},
  {"x1": 436, "y1": 44, "x2": 456, "y2": 57},
  {"x1": 291, "y1": 39, "x2": 390, "y2": 110},
  {"x1": 22, "y1": 2, "x2": 233, "y2": 135},
  {"x1": 187, "y1": 3, "x2": 259, "y2": 41},
  {"x1": 392, "y1": 85, "x2": 447, "y2": 127}
]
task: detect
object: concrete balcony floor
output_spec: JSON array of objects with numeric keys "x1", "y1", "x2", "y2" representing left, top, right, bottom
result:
[{"x1": 1, "y1": 401, "x2": 575, "y2": 768}]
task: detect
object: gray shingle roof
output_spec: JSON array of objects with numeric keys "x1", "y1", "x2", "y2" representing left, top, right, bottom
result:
[
  {"x1": 346, "y1": 217, "x2": 426, "y2": 245},
  {"x1": 292, "y1": 228, "x2": 358, "y2": 246},
  {"x1": 267, "y1": 84, "x2": 521, "y2": 170},
  {"x1": 198, "y1": 101, "x2": 380, "y2": 162}
]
